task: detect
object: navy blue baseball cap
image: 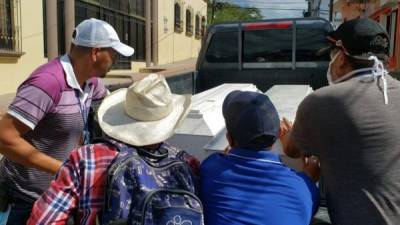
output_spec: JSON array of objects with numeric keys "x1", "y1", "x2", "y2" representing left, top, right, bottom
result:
[{"x1": 222, "y1": 90, "x2": 280, "y2": 150}]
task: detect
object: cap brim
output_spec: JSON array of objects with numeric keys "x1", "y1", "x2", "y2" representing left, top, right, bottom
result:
[
  {"x1": 98, "y1": 88, "x2": 192, "y2": 146},
  {"x1": 112, "y1": 42, "x2": 135, "y2": 57},
  {"x1": 316, "y1": 31, "x2": 338, "y2": 57}
]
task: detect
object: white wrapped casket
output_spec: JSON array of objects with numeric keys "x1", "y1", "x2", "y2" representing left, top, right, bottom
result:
[
  {"x1": 266, "y1": 85, "x2": 313, "y2": 171},
  {"x1": 167, "y1": 83, "x2": 259, "y2": 160},
  {"x1": 168, "y1": 84, "x2": 312, "y2": 171}
]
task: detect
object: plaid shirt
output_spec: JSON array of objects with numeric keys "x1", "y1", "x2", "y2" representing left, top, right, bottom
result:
[{"x1": 27, "y1": 142, "x2": 199, "y2": 225}]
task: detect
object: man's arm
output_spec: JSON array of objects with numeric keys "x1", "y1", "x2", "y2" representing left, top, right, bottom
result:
[
  {"x1": 280, "y1": 117, "x2": 304, "y2": 158},
  {"x1": 280, "y1": 118, "x2": 320, "y2": 182},
  {"x1": 0, "y1": 114, "x2": 62, "y2": 174},
  {"x1": 1, "y1": 73, "x2": 66, "y2": 174}
]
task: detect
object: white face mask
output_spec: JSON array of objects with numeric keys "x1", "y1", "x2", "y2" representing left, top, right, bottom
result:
[
  {"x1": 326, "y1": 53, "x2": 389, "y2": 104},
  {"x1": 326, "y1": 51, "x2": 340, "y2": 85}
]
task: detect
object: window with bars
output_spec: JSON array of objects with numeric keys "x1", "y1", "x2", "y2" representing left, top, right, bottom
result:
[
  {"x1": 195, "y1": 14, "x2": 201, "y2": 39},
  {"x1": 44, "y1": 0, "x2": 145, "y2": 69},
  {"x1": 201, "y1": 16, "x2": 206, "y2": 37},
  {"x1": 174, "y1": 2, "x2": 183, "y2": 33},
  {"x1": 77, "y1": 0, "x2": 146, "y2": 69},
  {"x1": 0, "y1": 0, "x2": 22, "y2": 53},
  {"x1": 185, "y1": 9, "x2": 193, "y2": 36}
]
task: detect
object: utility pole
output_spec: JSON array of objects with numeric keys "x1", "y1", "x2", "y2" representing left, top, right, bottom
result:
[
  {"x1": 308, "y1": 0, "x2": 321, "y2": 17},
  {"x1": 305, "y1": 0, "x2": 311, "y2": 17},
  {"x1": 211, "y1": 0, "x2": 216, "y2": 23},
  {"x1": 316, "y1": 0, "x2": 322, "y2": 17},
  {"x1": 329, "y1": 0, "x2": 334, "y2": 21}
]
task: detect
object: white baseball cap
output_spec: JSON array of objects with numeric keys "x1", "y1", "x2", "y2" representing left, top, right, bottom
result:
[{"x1": 72, "y1": 18, "x2": 134, "y2": 57}]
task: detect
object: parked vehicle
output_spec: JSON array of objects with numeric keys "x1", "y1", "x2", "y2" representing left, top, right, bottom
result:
[{"x1": 195, "y1": 17, "x2": 333, "y2": 92}]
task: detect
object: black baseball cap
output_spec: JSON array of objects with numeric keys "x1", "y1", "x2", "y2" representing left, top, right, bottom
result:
[
  {"x1": 318, "y1": 18, "x2": 389, "y2": 60},
  {"x1": 222, "y1": 90, "x2": 280, "y2": 150}
]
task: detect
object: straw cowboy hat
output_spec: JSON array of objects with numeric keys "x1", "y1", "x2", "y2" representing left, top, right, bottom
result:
[{"x1": 98, "y1": 73, "x2": 192, "y2": 146}]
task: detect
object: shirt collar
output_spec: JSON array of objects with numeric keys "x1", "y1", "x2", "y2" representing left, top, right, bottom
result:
[
  {"x1": 60, "y1": 54, "x2": 84, "y2": 94},
  {"x1": 229, "y1": 148, "x2": 281, "y2": 164}
]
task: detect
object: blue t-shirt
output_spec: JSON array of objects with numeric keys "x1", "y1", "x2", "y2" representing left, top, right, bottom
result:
[{"x1": 200, "y1": 148, "x2": 319, "y2": 225}]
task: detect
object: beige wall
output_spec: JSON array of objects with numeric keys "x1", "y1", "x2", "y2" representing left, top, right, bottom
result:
[
  {"x1": 131, "y1": 61, "x2": 147, "y2": 73},
  {"x1": 0, "y1": 0, "x2": 206, "y2": 96},
  {"x1": 109, "y1": 61, "x2": 147, "y2": 75},
  {"x1": 0, "y1": 0, "x2": 46, "y2": 95},
  {"x1": 157, "y1": 0, "x2": 207, "y2": 65}
]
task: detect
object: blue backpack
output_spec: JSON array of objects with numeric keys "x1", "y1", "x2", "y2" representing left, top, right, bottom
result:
[{"x1": 97, "y1": 139, "x2": 203, "y2": 225}]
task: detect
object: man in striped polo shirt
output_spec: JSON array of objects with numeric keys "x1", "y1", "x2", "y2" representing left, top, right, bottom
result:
[{"x1": 0, "y1": 18, "x2": 134, "y2": 225}]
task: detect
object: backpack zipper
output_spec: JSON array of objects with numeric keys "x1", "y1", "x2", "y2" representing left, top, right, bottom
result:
[{"x1": 139, "y1": 189, "x2": 203, "y2": 225}]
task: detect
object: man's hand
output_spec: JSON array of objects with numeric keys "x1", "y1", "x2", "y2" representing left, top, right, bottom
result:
[
  {"x1": 280, "y1": 117, "x2": 303, "y2": 158},
  {"x1": 279, "y1": 117, "x2": 292, "y2": 149},
  {"x1": 302, "y1": 155, "x2": 320, "y2": 182},
  {"x1": 0, "y1": 114, "x2": 63, "y2": 174}
]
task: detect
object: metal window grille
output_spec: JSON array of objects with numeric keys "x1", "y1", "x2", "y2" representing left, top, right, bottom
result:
[
  {"x1": 201, "y1": 16, "x2": 206, "y2": 36},
  {"x1": 174, "y1": 3, "x2": 183, "y2": 33},
  {"x1": 44, "y1": 0, "x2": 146, "y2": 68},
  {"x1": 186, "y1": 10, "x2": 193, "y2": 36},
  {"x1": 0, "y1": 0, "x2": 22, "y2": 52},
  {"x1": 195, "y1": 15, "x2": 201, "y2": 38}
]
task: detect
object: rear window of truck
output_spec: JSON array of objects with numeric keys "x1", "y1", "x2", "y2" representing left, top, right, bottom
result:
[
  {"x1": 205, "y1": 31, "x2": 239, "y2": 63},
  {"x1": 205, "y1": 19, "x2": 331, "y2": 64},
  {"x1": 296, "y1": 21, "x2": 330, "y2": 61},
  {"x1": 243, "y1": 25, "x2": 293, "y2": 62}
]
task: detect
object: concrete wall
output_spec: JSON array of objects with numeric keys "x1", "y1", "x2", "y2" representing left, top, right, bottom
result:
[
  {"x1": 157, "y1": 0, "x2": 207, "y2": 65},
  {"x1": 0, "y1": 0, "x2": 47, "y2": 95}
]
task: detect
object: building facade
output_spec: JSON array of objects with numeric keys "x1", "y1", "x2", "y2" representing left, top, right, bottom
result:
[
  {"x1": 0, "y1": 0, "x2": 207, "y2": 95},
  {"x1": 0, "y1": 0, "x2": 46, "y2": 95},
  {"x1": 158, "y1": 0, "x2": 206, "y2": 65},
  {"x1": 332, "y1": 0, "x2": 400, "y2": 72},
  {"x1": 369, "y1": 0, "x2": 400, "y2": 71}
]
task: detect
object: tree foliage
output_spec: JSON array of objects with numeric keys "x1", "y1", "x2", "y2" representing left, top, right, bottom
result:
[{"x1": 207, "y1": 1, "x2": 263, "y2": 25}]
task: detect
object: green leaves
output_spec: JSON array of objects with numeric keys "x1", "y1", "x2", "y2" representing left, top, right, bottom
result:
[{"x1": 208, "y1": 2, "x2": 263, "y2": 25}]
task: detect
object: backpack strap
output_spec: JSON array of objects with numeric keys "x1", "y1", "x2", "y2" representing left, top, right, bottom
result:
[
  {"x1": 136, "y1": 146, "x2": 168, "y2": 160},
  {"x1": 92, "y1": 138, "x2": 169, "y2": 160},
  {"x1": 91, "y1": 137, "x2": 136, "y2": 154}
]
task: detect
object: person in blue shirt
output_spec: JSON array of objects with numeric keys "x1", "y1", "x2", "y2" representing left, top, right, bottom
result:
[{"x1": 200, "y1": 90, "x2": 320, "y2": 225}]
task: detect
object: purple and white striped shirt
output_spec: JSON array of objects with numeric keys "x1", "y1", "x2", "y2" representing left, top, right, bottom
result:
[{"x1": 1, "y1": 55, "x2": 107, "y2": 201}]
